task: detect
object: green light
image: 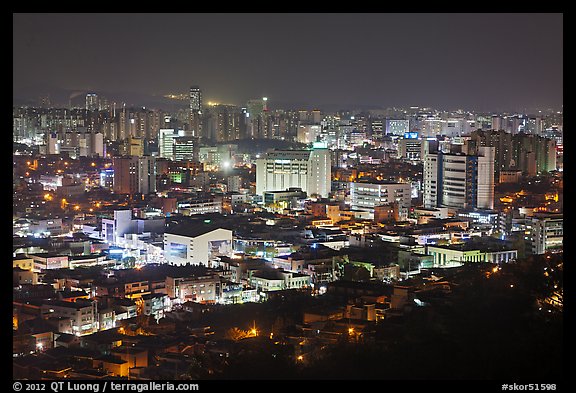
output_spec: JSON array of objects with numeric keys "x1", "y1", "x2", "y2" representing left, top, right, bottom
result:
[{"x1": 204, "y1": 219, "x2": 211, "y2": 224}]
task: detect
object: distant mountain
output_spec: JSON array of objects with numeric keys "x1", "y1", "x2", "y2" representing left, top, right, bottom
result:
[
  {"x1": 13, "y1": 86, "x2": 188, "y2": 111},
  {"x1": 13, "y1": 86, "x2": 386, "y2": 113}
]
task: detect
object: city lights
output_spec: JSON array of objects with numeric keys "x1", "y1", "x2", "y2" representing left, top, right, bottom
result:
[{"x1": 12, "y1": 12, "x2": 562, "y2": 382}]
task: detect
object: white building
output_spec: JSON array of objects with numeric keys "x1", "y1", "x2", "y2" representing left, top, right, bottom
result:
[
  {"x1": 249, "y1": 270, "x2": 311, "y2": 292},
  {"x1": 92, "y1": 132, "x2": 104, "y2": 157},
  {"x1": 178, "y1": 199, "x2": 222, "y2": 215},
  {"x1": 256, "y1": 143, "x2": 331, "y2": 197},
  {"x1": 423, "y1": 146, "x2": 494, "y2": 210},
  {"x1": 528, "y1": 214, "x2": 563, "y2": 254},
  {"x1": 141, "y1": 293, "x2": 171, "y2": 320},
  {"x1": 101, "y1": 210, "x2": 165, "y2": 246},
  {"x1": 166, "y1": 274, "x2": 221, "y2": 303},
  {"x1": 350, "y1": 182, "x2": 411, "y2": 219},
  {"x1": 29, "y1": 252, "x2": 70, "y2": 272},
  {"x1": 426, "y1": 243, "x2": 517, "y2": 267},
  {"x1": 386, "y1": 119, "x2": 410, "y2": 136},
  {"x1": 41, "y1": 299, "x2": 98, "y2": 336},
  {"x1": 158, "y1": 129, "x2": 184, "y2": 160},
  {"x1": 397, "y1": 137, "x2": 423, "y2": 161},
  {"x1": 163, "y1": 226, "x2": 233, "y2": 266},
  {"x1": 441, "y1": 118, "x2": 473, "y2": 137}
]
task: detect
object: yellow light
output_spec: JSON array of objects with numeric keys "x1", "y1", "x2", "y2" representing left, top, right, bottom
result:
[
  {"x1": 492, "y1": 267, "x2": 498, "y2": 273},
  {"x1": 250, "y1": 328, "x2": 257, "y2": 336},
  {"x1": 91, "y1": 162, "x2": 96, "y2": 167},
  {"x1": 348, "y1": 328, "x2": 354, "y2": 335},
  {"x1": 74, "y1": 205, "x2": 80, "y2": 211},
  {"x1": 297, "y1": 355, "x2": 303, "y2": 361}
]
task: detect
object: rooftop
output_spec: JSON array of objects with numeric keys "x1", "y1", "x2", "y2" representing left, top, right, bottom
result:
[
  {"x1": 94, "y1": 354, "x2": 127, "y2": 365},
  {"x1": 165, "y1": 223, "x2": 232, "y2": 238}
]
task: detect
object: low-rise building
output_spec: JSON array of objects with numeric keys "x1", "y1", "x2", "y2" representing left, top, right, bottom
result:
[
  {"x1": 166, "y1": 274, "x2": 221, "y2": 303},
  {"x1": 93, "y1": 355, "x2": 128, "y2": 377},
  {"x1": 426, "y1": 239, "x2": 517, "y2": 267},
  {"x1": 13, "y1": 255, "x2": 35, "y2": 271},
  {"x1": 40, "y1": 299, "x2": 98, "y2": 336},
  {"x1": 249, "y1": 269, "x2": 310, "y2": 292},
  {"x1": 141, "y1": 293, "x2": 171, "y2": 320},
  {"x1": 29, "y1": 252, "x2": 70, "y2": 272}
]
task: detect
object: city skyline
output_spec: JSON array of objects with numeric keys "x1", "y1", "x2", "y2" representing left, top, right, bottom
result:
[{"x1": 13, "y1": 13, "x2": 563, "y2": 113}]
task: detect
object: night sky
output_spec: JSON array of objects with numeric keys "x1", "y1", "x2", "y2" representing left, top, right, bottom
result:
[{"x1": 13, "y1": 13, "x2": 563, "y2": 112}]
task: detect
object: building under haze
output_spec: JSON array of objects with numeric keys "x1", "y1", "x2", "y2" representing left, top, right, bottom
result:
[
  {"x1": 256, "y1": 142, "x2": 331, "y2": 198},
  {"x1": 189, "y1": 86, "x2": 202, "y2": 113},
  {"x1": 85, "y1": 93, "x2": 98, "y2": 111},
  {"x1": 173, "y1": 136, "x2": 200, "y2": 161},
  {"x1": 423, "y1": 146, "x2": 495, "y2": 210},
  {"x1": 189, "y1": 86, "x2": 203, "y2": 138}
]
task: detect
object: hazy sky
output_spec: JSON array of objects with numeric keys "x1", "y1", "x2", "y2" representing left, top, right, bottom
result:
[{"x1": 13, "y1": 13, "x2": 563, "y2": 112}]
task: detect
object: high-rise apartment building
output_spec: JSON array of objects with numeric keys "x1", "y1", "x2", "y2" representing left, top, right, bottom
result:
[
  {"x1": 190, "y1": 86, "x2": 202, "y2": 113},
  {"x1": 85, "y1": 93, "x2": 99, "y2": 111},
  {"x1": 158, "y1": 128, "x2": 185, "y2": 160},
  {"x1": 467, "y1": 129, "x2": 513, "y2": 178}
]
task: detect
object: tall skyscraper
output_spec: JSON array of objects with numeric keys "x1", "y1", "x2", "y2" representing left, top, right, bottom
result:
[
  {"x1": 510, "y1": 133, "x2": 557, "y2": 175},
  {"x1": 423, "y1": 146, "x2": 495, "y2": 210},
  {"x1": 467, "y1": 129, "x2": 513, "y2": 179},
  {"x1": 189, "y1": 86, "x2": 203, "y2": 138},
  {"x1": 247, "y1": 98, "x2": 266, "y2": 138},
  {"x1": 256, "y1": 142, "x2": 331, "y2": 197},
  {"x1": 190, "y1": 86, "x2": 202, "y2": 113}
]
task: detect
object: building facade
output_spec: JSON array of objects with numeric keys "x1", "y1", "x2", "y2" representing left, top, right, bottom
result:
[
  {"x1": 256, "y1": 144, "x2": 331, "y2": 197},
  {"x1": 163, "y1": 227, "x2": 233, "y2": 266},
  {"x1": 528, "y1": 214, "x2": 563, "y2": 254},
  {"x1": 112, "y1": 156, "x2": 156, "y2": 195},
  {"x1": 423, "y1": 146, "x2": 494, "y2": 210},
  {"x1": 350, "y1": 181, "x2": 411, "y2": 219}
]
